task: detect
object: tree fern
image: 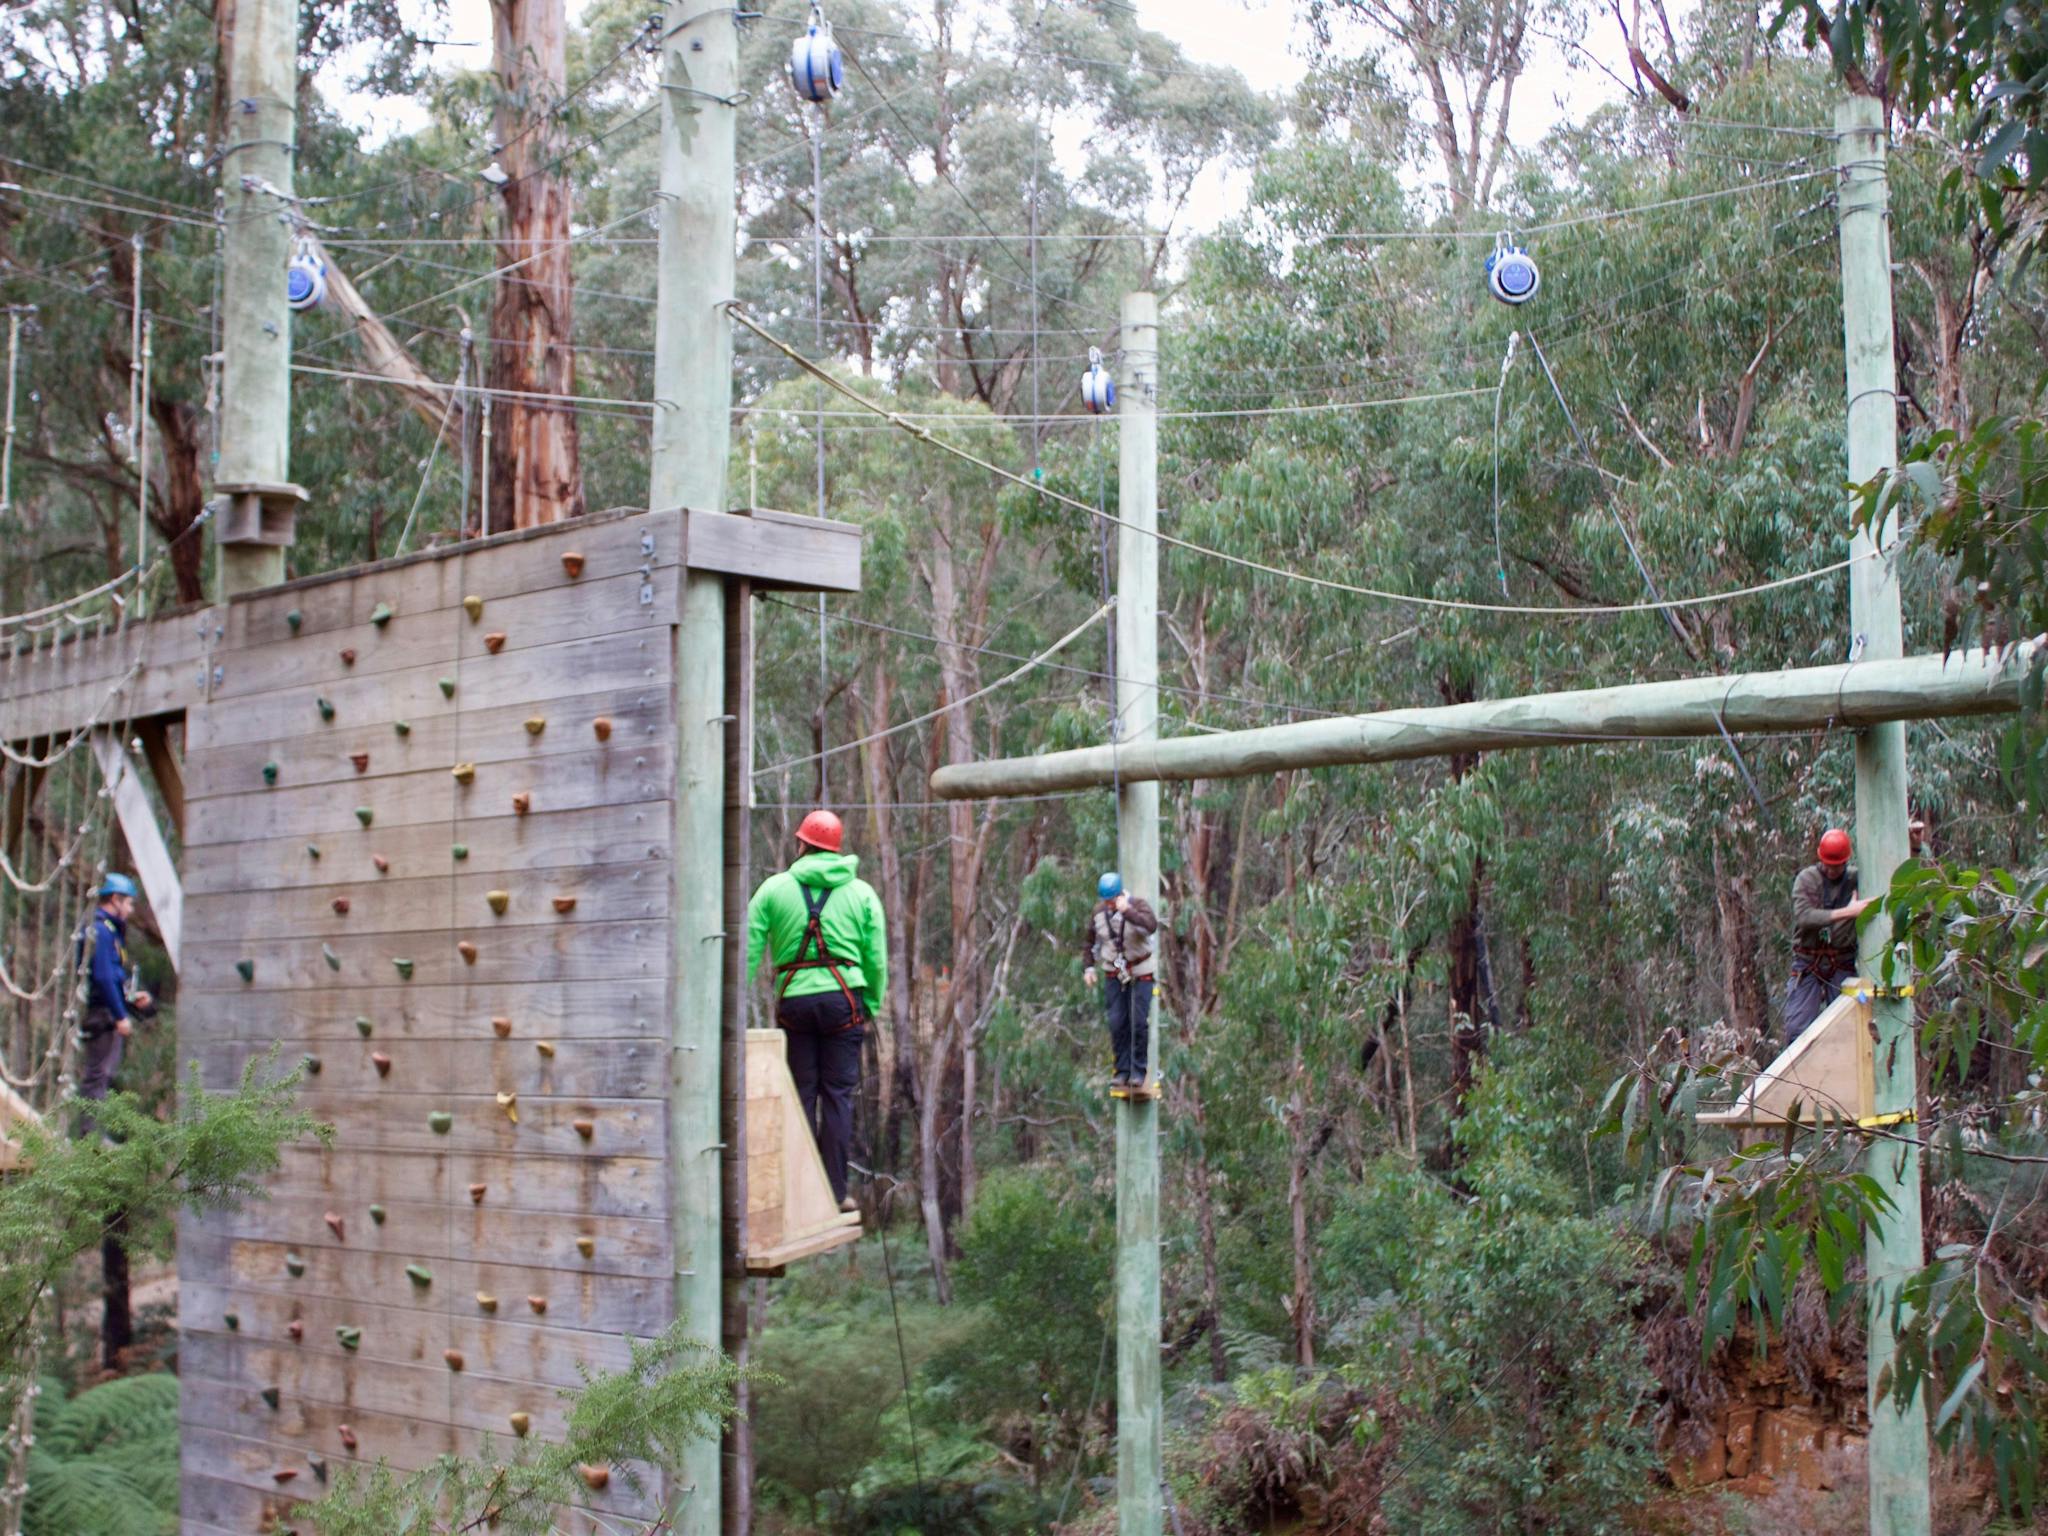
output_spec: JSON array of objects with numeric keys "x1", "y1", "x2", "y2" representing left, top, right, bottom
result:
[{"x1": 22, "y1": 1375, "x2": 179, "y2": 1536}]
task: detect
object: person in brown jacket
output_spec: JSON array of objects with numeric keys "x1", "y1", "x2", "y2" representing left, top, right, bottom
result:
[{"x1": 1081, "y1": 871, "x2": 1159, "y2": 1090}]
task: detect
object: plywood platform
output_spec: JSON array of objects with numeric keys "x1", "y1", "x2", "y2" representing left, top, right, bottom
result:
[
  {"x1": 1697, "y1": 983, "x2": 1876, "y2": 1126},
  {"x1": 743, "y1": 1029, "x2": 861, "y2": 1273}
]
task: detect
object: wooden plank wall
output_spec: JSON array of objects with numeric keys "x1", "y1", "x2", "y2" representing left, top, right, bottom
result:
[{"x1": 176, "y1": 511, "x2": 681, "y2": 1535}]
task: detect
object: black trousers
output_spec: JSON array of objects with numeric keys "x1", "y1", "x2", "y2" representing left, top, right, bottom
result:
[
  {"x1": 778, "y1": 991, "x2": 865, "y2": 1206},
  {"x1": 1103, "y1": 975, "x2": 1154, "y2": 1079}
]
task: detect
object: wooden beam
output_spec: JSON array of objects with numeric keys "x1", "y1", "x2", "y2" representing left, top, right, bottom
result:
[
  {"x1": 685, "y1": 508, "x2": 862, "y2": 594},
  {"x1": 931, "y1": 647, "x2": 2029, "y2": 799},
  {"x1": 137, "y1": 717, "x2": 184, "y2": 840},
  {"x1": 91, "y1": 730, "x2": 183, "y2": 969}
]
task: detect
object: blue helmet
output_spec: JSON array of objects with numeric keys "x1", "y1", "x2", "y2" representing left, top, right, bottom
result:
[
  {"x1": 1097, "y1": 871, "x2": 1123, "y2": 901},
  {"x1": 98, "y1": 872, "x2": 139, "y2": 900}
]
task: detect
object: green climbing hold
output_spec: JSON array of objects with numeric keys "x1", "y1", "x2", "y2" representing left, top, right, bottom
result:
[
  {"x1": 369, "y1": 602, "x2": 393, "y2": 627},
  {"x1": 262, "y1": 761, "x2": 279, "y2": 786},
  {"x1": 307, "y1": 843, "x2": 321, "y2": 859},
  {"x1": 323, "y1": 944, "x2": 340, "y2": 972},
  {"x1": 392, "y1": 958, "x2": 414, "y2": 981},
  {"x1": 285, "y1": 1253, "x2": 306, "y2": 1277},
  {"x1": 235, "y1": 959, "x2": 255, "y2": 983},
  {"x1": 355, "y1": 806, "x2": 373, "y2": 827},
  {"x1": 451, "y1": 843, "x2": 469, "y2": 861},
  {"x1": 427, "y1": 1110, "x2": 451, "y2": 1134},
  {"x1": 393, "y1": 720, "x2": 411, "y2": 737},
  {"x1": 438, "y1": 677, "x2": 456, "y2": 699},
  {"x1": 355, "y1": 1016, "x2": 374, "y2": 1038},
  {"x1": 368, "y1": 1204, "x2": 386, "y2": 1224},
  {"x1": 335, "y1": 1326, "x2": 361, "y2": 1351},
  {"x1": 317, "y1": 697, "x2": 335, "y2": 722},
  {"x1": 286, "y1": 609, "x2": 302, "y2": 633},
  {"x1": 405, "y1": 1263, "x2": 433, "y2": 1287},
  {"x1": 261, "y1": 1387, "x2": 281, "y2": 1410},
  {"x1": 223, "y1": 1311, "x2": 239, "y2": 1331},
  {"x1": 301, "y1": 1054, "x2": 321, "y2": 1076}
]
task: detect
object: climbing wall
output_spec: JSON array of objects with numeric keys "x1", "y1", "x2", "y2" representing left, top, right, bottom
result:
[{"x1": 175, "y1": 510, "x2": 682, "y2": 1534}]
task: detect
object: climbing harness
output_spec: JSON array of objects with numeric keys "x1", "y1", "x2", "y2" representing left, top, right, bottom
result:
[{"x1": 775, "y1": 882, "x2": 864, "y2": 1024}]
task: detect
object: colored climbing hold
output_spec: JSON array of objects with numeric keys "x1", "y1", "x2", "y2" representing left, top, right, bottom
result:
[
  {"x1": 310, "y1": 1455, "x2": 328, "y2": 1485},
  {"x1": 452, "y1": 762, "x2": 476, "y2": 784},
  {"x1": 369, "y1": 602, "x2": 393, "y2": 627},
  {"x1": 393, "y1": 720, "x2": 411, "y2": 736},
  {"x1": 223, "y1": 1310, "x2": 239, "y2": 1331},
  {"x1": 236, "y1": 959, "x2": 255, "y2": 983},
  {"x1": 579, "y1": 1464, "x2": 610, "y2": 1491},
  {"x1": 285, "y1": 1252, "x2": 306, "y2": 1277},
  {"x1": 405, "y1": 1263, "x2": 433, "y2": 1287},
  {"x1": 368, "y1": 1205, "x2": 386, "y2": 1225},
  {"x1": 468, "y1": 1183, "x2": 487, "y2": 1203},
  {"x1": 452, "y1": 843, "x2": 469, "y2": 861},
  {"x1": 337, "y1": 1425, "x2": 357, "y2": 1452},
  {"x1": 463, "y1": 594, "x2": 483, "y2": 621},
  {"x1": 355, "y1": 1016, "x2": 373, "y2": 1037},
  {"x1": 593, "y1": 716, "x2": 613, "y2": 742},
  {"x1": 426, "y1": 1110, "x2": 451, "y2": 1134},
  {"x1": 443, "y1": 1349, "x2": 465, "y2": 1371},
  {"x1": 476, "y1": 1292, "x2": 497, "y2": 1312},
  {"x1": 372, "y1": 853, "x2": 390, "y2": 873},
  {"x1": 438, "y1": 677, "x2": 456, "y2": 699},
  {"x1": 262, "y1": 761, "x2": 279, "y2": 786},
  {"x1": 261, "y1": 1387, "x2": 281, "y2": 1410},
  {"x1": 349, "y1": 752, "x2": 369, "y2": 773},
  {"x1": 287, "y1": 1319, "x2": 304, "y2": 1342},
  {"x1": 509, "y1": 1411, "x2": 531, "y2": 1436},
  {"x1": 272, "y1": 1467, "x2": 299, "y2": 1484},
  {"x1": 526, "y1": 1296, "x2": 546, "y2": 1314},
  {"x1": 339, "y1": 648, "x2": 356, "y2": 666},
  {"x1": 524, "y1": 716, "x2": 546, "y2": 736},
  {"x1": 491, "y1": 1016, "x2": 512, "y2": 1038},
  {"x1": 335, "y1": 1326, "x2": 361, "y2": 1351},
  {"x1": 332, "y1": 897, "x2": 350, "y2": 915},
  {"x1": 572, "y1": 1119, "x2": 594, "y2": 1140},
  {"x1": 575, "y1": 1236, "x2": 594, "y2": 1259},
  {"x1": 324, "y1": 1210, "x2": 346, "y2": 1240},
  {"x1": 392, "y1": 957, "x2": 414, "y2": 980},
  {"x1": 535, "y1": 1040, "x2": 555, "y2": 1059},
  {"x1": 355, "y1": 806, "x2": 373, "y2": 827},
  {"x1": 301, "y1": 1053, "x2": 321, "y2": 1076},
  {"x1": 561, "y1": 551, "x2": 585, "y2": 577},
  {"x1": 317, "y1": 697, "x2": 335, "y2": 722},
  {"x1": 552, "y1": 896, "x2": 577, "y2": 915},
  {"x1": 323, "y1": 943, "x2": 340, "y2": 971},
  {"x1": 511, "y1": 792, "x2": 532, "y2": 815},
  {"x1": 370, "y1": 1052, "x2": 391, "y2": 1077},
  {"x1": 286, "y1": 609, "x2": 303, "y2": 633},
  {"x1": 307, "y1": 843, "x2": 322, "y2": 859},
  {"x1": 458, "y1": 940, "x2": 479, "y2": 965},
  {"x1": 496, "y1": 1090, "x2": 517, "y2": 1124},
  {"x1": 486, "y1": 890, "x2": 509, "y2": 916},
  {"x1": 483, "y1": 632, "x2": 506, "y2": 654}
]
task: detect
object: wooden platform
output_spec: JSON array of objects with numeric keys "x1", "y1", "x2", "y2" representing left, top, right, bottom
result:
[
  {"x1": 1697, "y1": 982, "x2": 1876, "y2": 1126},
  {"x1": 744, "y1": 1029, "x2": 861, "y2": 1272}
]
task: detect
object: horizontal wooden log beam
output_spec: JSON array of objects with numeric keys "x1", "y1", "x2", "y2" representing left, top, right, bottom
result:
[{"x1": 931, "y1": 647, "x2": 2031, "y2": 799}]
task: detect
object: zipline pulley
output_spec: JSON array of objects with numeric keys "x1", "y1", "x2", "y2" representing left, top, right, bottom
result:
[
  {"x1": 285, "y1": 239, "x2": 327, "y2": 313},
  {"x1": 1081, "y1": 347, "x2": 1115, "y2": 415},
  {"x1": 1485, "y1": 232, "x2": 1540, "y2": 307},
  {"x1": 789, "y1": 5, "x2": 843, "y2": 103}
]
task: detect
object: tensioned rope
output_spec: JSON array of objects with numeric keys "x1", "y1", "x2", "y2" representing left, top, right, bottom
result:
[{"x1": 728, "y1": 304, "x2": 1875, "y2": 619}]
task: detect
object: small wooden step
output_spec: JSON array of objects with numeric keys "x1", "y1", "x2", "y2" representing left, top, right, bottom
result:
[{"x1": 743, "y1": 1029, "x2": 862, "y2": 1274}]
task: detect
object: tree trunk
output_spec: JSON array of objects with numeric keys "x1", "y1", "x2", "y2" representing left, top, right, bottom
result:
[
  {"x1": 100, "y1": 1216, "x2": 131, "y2": 1369},
  {"x1": 918, "y1": 1014, "x2": 957, "y2": 1305},
  {"x1": 1713, "y1": 834, "x2": 1768, "y2": 1047},
  {"x1": 1286, "y1": 1077, "x2": 1315, "y2": 1368},
  {"x1": 145, "y1": 395, "x2": 207, "y2": 603},
  {"x1": 486, "y1": 0, "x2": 583, "y2": 532},
  {"x1": 1181, "y1": 1075, "x2": 1230, "y2": 1383}
]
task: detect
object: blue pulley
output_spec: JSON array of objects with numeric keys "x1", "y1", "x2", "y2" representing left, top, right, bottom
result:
[
  {"x1": 789, "y1": 8, "x2": 843, "y2": 103},
  {"x1": 1081, "y1": 347, "x2": 1115, "y2": 415},
  {"x1": 286, "y1": 241, "x2": 327, "y2": 312},
  {"x1": 1485, "y1": 234, "x2": 1539, "y2": 306}
]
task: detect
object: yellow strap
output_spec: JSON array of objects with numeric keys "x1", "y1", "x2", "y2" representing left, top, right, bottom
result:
[{"x1": 1856, "y1": 1110, "x2": 1916, "y2": 1129}]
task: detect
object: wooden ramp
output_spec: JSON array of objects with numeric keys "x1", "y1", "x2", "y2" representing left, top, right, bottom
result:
[
  {"x1": 744, "y1": 1029, "x2": 860, "y2": 1272},
  {"x1": 1698, "y1": 983, "x2": 1876, "y2": 1126}
]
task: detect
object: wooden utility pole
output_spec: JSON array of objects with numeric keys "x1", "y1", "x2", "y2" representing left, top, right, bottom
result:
[
  {"x1": 1115, "y1": 291, "x2": 1163, "y2": 1536},
  {"x1": 212, "y1": 0, "x2": 304, "y2": 594},
  {"x1": 487, "y1": 0, "x2": 584, "y2": 530},
  {"x1": 1836, "y1": 93, "x2": 1932, "y2": 1536},
  {"x1": 651, "y1": 1, "x2": 736, "y2": 1529}
]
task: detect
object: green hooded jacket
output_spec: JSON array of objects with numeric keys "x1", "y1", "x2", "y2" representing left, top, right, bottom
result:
[{"x1": 745, "y1": 850, "x2": 889, "y2": 1016}]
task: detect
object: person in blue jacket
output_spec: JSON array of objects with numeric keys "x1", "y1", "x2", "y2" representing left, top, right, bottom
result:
[{"x1": 77, "y1": 873, "x2": 154, "y2": 1103}]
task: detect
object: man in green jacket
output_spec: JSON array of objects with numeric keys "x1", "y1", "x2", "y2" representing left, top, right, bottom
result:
[{"x1": 745, "y1": 809, "x2": 889, "y2": 1208}]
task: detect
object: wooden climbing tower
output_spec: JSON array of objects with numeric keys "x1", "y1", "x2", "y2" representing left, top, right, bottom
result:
[{"x1": 0, "y1": 504, "x2": 859, "y2": 1532}]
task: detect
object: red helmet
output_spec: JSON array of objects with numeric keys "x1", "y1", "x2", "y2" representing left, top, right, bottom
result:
[
  {"x1": 1817, "y1": 828, "x2": 1852, "y2": 864},
  {"x1": 796, "y1": 810, "x2": 844, "y2": 853}
]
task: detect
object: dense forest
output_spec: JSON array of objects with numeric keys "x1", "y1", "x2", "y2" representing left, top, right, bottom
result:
[{"x1": 4, "y1": 0, "x2": 2048, "y2": 1530}]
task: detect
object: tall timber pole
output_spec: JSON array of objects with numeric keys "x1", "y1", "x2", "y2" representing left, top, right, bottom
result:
[
  {"x1": 651, "y1": 1, "x2": 736, "y2": 1527},
  {"x1": 212, "y1": 0, "x2": 305, "y2": 594},
  {"x1": 1836, "y1": 93, "x2": 1931, "y2": 1536},
  {"x1": 1115, "y1": 290, "x2": 1163, "y2": 1536}
]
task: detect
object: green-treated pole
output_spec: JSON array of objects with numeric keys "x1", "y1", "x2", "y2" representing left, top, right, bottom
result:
[
  {"x1": 1115, "y1": 290, "x2": 1163, "y2": 1536},
  {"x1": 213, "y1": 0, "x2": 300, "y2": 595},
  {"x1": 1836, "y1": 93, "x2": 1931, "y2": 1536},
  {"x1": 651, "y1": 1, "x2": 736, "y2": 1527}
]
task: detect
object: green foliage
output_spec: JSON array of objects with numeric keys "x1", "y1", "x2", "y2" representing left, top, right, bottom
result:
[
  {"x1": 22, "y1": 1373, "x2": 178, "y2": 1536},
  {"x1": 299, "y1": 1319, "x2": 742, "y2": 1534}
]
